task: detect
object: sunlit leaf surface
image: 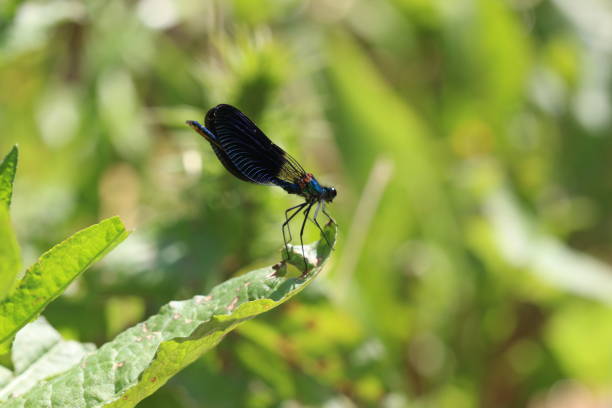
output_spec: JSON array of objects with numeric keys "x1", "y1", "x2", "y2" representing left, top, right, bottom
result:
[
  {"x1": 0, "y1": 217, "x2": 129, "y2": 356},
  {"x1": 0, "y1": 147, "x2": 17, "y2": 208},
  {"x1": 0, "y1": 223, "x2": 335, "y2": 408}
]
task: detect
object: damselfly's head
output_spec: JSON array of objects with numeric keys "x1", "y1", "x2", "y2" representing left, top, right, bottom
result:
[{"x1": 322, "y1": 186, "x2": 337, "y2": 203}]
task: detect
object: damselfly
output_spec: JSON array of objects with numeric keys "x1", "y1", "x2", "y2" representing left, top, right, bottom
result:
[{"x1": 187, "y1": 104, "x2": 336, "y2": 270}]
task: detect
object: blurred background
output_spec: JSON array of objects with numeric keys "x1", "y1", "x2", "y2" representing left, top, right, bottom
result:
[{"x1": 2, "y1": 0, "x2": 612, "y2": 406}]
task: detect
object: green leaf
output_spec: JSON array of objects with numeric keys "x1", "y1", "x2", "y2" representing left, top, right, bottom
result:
[
  {"x1": 0, "y1": 147, "x2": 18, "y2": 209},
  {"x1": 0, "y1": 222, "x2": 336, "y2": 408},
  {"x1": 0, "y1": 206, "x2": 21, "y2": 301},
  {"x1": 0, "y1": 317, "x2": 95, "y2": 400},
  {"x1": 0, "y1": 217, "x2": 129, "y2": 356}
]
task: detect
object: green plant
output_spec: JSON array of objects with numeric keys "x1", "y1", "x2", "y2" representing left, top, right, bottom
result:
[{"x1": 0, "y1": 147, "x2": 336, "y2": 407}]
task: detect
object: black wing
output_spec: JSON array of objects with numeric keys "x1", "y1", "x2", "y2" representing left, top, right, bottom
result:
[{"x1": 204, "y1": 104, "x2": 307, "y2": 185}]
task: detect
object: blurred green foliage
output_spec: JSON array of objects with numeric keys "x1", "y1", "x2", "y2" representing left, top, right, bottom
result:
[{"x1": 2, "y1": 0, "x2": 612, "y2": 406}]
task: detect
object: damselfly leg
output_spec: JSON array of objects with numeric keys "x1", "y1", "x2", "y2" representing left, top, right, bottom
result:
[
  {"x1": 311, "y1": 201, "x2": 333, "y2": 249},
  {"x1": 282, "y1": 199, "x2": 336, "y2": 273},
  {"x1": 299, "y1": 202, "x2": 314, "y2": 273},
  {"x1": 322, "y1": 206, "x2": 336, "y2": 225},
  {"x1": 282, "y1": 202, "x2": 307, "y2": 257}
]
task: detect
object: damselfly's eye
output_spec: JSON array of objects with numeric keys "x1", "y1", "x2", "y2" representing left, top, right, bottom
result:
[{"x1": 326, "y1": 187, "x2": 337, "y2": 201}]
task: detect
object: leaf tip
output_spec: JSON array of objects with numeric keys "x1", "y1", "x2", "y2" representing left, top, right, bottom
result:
[
  {"x1": 2, "y1": 145, "x2": 19, "y2": 164},
  {"x1": 101, "y1": 215, "x2": 129, "y2": 232}
]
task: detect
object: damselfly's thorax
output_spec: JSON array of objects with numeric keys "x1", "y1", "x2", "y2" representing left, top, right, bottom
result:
[
  {"x1": 297, "y1": 173, "x2": 314, "y2": 190},
  {"x1": 297, "y1": 173, "x2": 337, "y2": 203}
]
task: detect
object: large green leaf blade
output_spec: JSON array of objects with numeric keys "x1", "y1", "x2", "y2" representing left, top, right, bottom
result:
[
  {"x1": 0, "y1": 147, "x2": 18, "y2": 209},
  {"x1": 0, "y1": 317, "x2": 96, "y2": 400},
  {"x1": 0, "y1": 217, "x2": 129, "y2": 356},
  {"x1": 0, "y1": 206, "x2": 21, "y2": 301},
  {"x1": 0, "y1": 223, "x2": 336, "y2": 408}
]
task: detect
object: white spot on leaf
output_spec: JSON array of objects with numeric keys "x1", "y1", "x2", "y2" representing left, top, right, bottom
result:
[{"x1": 227, "y1": 297, "x2": 239, "y2": 312}]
